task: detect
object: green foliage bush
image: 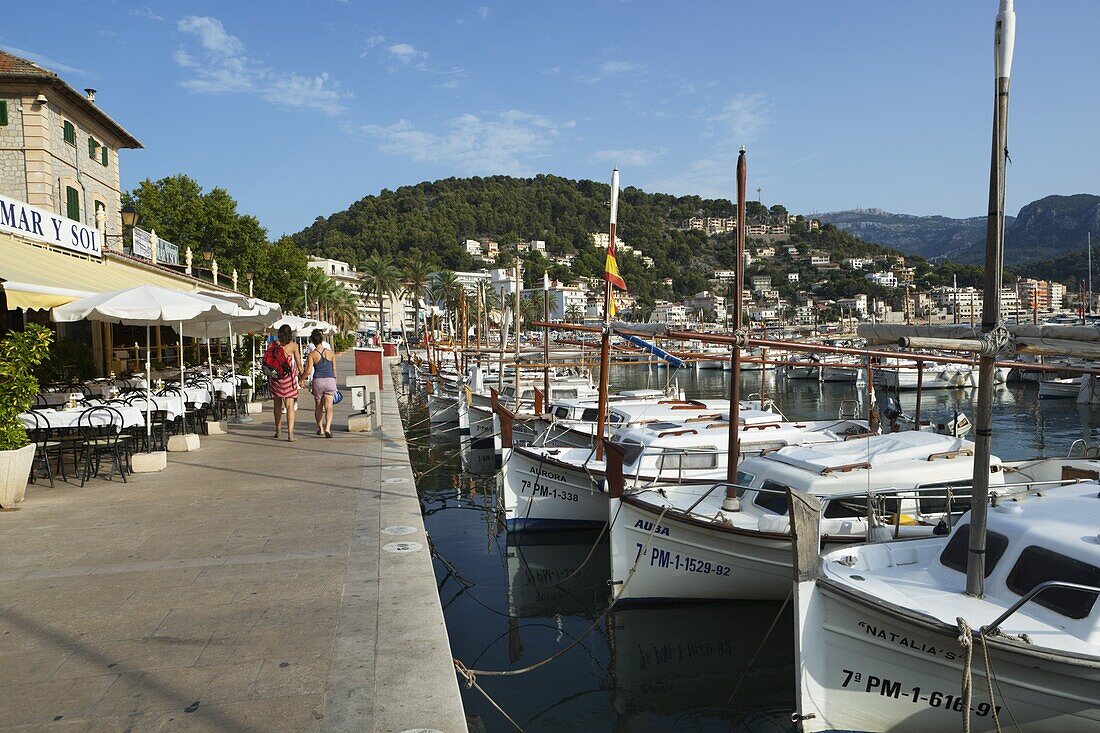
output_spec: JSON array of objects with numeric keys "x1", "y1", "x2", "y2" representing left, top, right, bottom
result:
[
  {"x1": 332, "y1": 333, "x2": 356, "y2": 352},
  {"x1": 0, "y1": 325, "x2": 54, "y2": 451}
]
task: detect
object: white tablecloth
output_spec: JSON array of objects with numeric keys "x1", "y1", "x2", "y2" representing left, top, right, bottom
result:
[
  {"x1": 184, "y1": 387, "x2": 212, "y2": 405},
  {"x1": 84, "y1": 378, "x2": 148, "y2": 397},
  {"x1": 21, "y1": 406, "x2": 146, "y2": 430},
  {"x1": 125, "y1": 395, "x2": 184, "y2": 420},
  {"x1": 159, "y1": 387, "x2": 212, "y2": 406},
  {"x1": 212, "y1": 379, "x2": 236, "y2": 398},
  {"x1": 37, "y1": 392, "x2": 71, "y2": 407}
]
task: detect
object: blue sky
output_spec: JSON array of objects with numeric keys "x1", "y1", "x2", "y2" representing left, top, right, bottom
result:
[{"x1": 4, "y1": 1, "x2": 1098, "y2": 238}]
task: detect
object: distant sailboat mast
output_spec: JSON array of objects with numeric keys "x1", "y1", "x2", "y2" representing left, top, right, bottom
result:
[{"x1": 1088, "y1": 231, "x2": 1093, "y2": 316}]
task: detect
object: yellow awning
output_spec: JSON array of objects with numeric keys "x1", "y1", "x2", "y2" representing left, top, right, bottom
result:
[{"x1": 0, "y1": 233, "x2": 198, "y2": 310}]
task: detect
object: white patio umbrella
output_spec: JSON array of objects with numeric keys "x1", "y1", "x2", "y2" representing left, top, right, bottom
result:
[
  {"x1": 52, "y1": 286, "x2": 238, "y2": 451},
  {"x1": 193, "y1": 295, "x2": 282, "y2": 421}
]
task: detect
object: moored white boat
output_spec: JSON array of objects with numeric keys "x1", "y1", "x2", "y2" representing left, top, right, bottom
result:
[
  {"x1": 790, "y1": 481, "x2": 1100, "y2": 732},
  {"x1": 609, "y1": 432, "x2": 984, "y2": 604},
  {"x1": 501, "y1": 413, "x2": 872, "y2": 532},
  {"x1": 1039, "y1": 376, "x2": 1081, "y2": 399}
]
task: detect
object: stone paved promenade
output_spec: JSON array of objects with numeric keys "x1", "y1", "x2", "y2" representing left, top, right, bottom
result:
[{"x1": 0, "y1": 355, "x2": 465, "y2": 732}]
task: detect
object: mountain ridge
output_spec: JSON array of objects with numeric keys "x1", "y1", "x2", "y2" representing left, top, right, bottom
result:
[{"x1": 816, "y1": 194, "x2": 1100, "y2": 265}]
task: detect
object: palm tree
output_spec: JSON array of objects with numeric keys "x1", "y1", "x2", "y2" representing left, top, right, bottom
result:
[
  {"x1": 299, "y1": 268, "x2": 339, "y2": 319},
  {"x1": 403, "y1": 260, "x2": 431, "y2": 340},
  {"x1": 565, "y1": 304, "x2": 584, "y2": 324},
  {"x1": 361, "y1": 253, "x2": 401, "y2": 340},
  {"x1": 431, "y1": 270, "x2": 461, "y2": 337},
  {"x1": 519, "y1": 296, "x2": 542, "y2": 331},
  {"x1": 327, "y1": 287, "x2": 360, "y2": 333}
]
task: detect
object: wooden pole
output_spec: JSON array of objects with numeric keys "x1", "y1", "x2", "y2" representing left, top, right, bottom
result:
[
  {"x1": 759, "y1": 347, "x2": 767, "y2": 410},
  {"x1": 726, "y1": 147, "x2": 747, "y2": 496},
  {"x1": 594, "y1": 168, "x2": 619, "y2": 461},
  {"x1": 967, "y1": 0, "x2": 1015, "y2": 600},
  {"x1": 913, "y1": 359, "x2": 924, "y2": 430},
  {"x1": 543, "y1": 282, "x2": 550, "y2": 405},
  {"x1": 513, "y1": 262, "x2": 521, "y2": 408}
]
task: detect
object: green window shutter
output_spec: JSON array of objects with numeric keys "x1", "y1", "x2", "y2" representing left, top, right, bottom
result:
[
  {"x1": 0, "y1": 101, "x2": 7, "y2": 126},
  {"x1": 101, "y1": 146, "x2": 108, "y2": 166},
  {"x1": 66, "y1": 186, "x2": 80, "y2": 221},
  {"x1": 63, "y1": 121, "x2": 75, "y2": 145},
  {"x1": 88, "y1": 137, "x2": 96, "y2": 158}
]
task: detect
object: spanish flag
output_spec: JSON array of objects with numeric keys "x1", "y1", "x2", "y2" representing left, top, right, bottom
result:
[
  {"x1": 603, "y1": 168, "x2": 626, "y2": 317},
  {"x1": 604, "y1": 240, "x2": 626, "y2": 317}
]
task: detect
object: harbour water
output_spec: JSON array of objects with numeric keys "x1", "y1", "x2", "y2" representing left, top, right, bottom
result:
[{"x1": 402, "y1": 364, "x2": 1100, "y2": 732}]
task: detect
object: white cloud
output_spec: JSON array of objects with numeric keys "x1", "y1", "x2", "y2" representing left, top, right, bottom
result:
[
  {"x1": 361, "y1": 33, "x2": 387, "y2": 57},
  {"x1": 0, "y1": 45, "x2": 96, "y2": 79},
  {"x1": 360, "y1": 110, "x2": 576, "y2": 174},
  {"x1": 646, "y1": 93, "x2": 772, "y2": 197},
  {"x1": 477, "y1": 5, "x2": 490, "y2": 19},
  {"x1": 370, "y1": 39, "x2": 463, "y2": 77},
  {"x1": 177, "y1": 16, "x2": 244, "y2": 57},
  {"x1": 542, "y1": 66, "x2": 560, "y2": 76},
  {"x1": 262, "y1": 72, "x2": 348, "y2": 116},
  {"x1": 129, "y1": 6, "x2": 163, "y2": 21},
  {"x1": 593, "y1": 147, "x2": 666, "y2": 167},
  {"x1": 576, "y1": 59, "x2": 641, "y2": 84},
  {"x1": 645, "y1": 158, "x2": 730, "y2": 199},
  {"x1": 706, "y1": 93, "x2": 770, "y2": 142},
  {"x1": 436, "y1": 79, "x2": 464, "y2": 91},
  {"x1": 174, "y1": 15, "x2": 348, "y2": 115},
  {"x1": 386, "y1": 43, "x2": 427, "y2": 63}
]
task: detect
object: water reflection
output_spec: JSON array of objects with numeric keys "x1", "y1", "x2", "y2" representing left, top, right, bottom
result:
[
  {"x1": 506, "y1": 531, "x2": 608, "y2": 617},
  {"x1": 610, "y1": 602, "x2": 795, "y2": 732}
]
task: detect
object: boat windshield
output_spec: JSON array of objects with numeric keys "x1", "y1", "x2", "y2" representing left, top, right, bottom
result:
[
  {"x1": 939, "y1": 525, "x2": 1008, "y2": 578},
  {"x1": 613, "y1": 438, "x2": 644, "y2": 466}
]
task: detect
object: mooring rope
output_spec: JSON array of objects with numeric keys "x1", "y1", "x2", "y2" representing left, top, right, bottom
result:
[{"x1": 957, "y1": 617, "x2": 1006, "y2": 733}]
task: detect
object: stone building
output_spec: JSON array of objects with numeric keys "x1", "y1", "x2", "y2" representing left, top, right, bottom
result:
[{"x1": 0, "y1": 49, "x2": 141, "y2": 246}]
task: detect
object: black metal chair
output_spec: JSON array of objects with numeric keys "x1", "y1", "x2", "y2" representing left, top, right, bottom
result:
[
  {"x1": 25, "y1": 410, "x2": 63, "y2": 487},
  {"x1": 123, "y1": 394, "x2": 170, "y2": 452},
  {"x1": 76, "y1": 406, "x2": 129, "y2": 486}
]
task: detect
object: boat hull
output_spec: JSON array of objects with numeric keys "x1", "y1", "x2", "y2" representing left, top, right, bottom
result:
[
  {"x1": 794, "y1": 580, "x2": 1100, "y2": 733},
  {"x1": 611, "y1": 493, "x2": 802, "y2": 604},
  {"x1": 1038, "y1": 379, "x2": 1081, "y2": 399},
  {"x1": 427, "y1": 391, "x2": 460, "y2": 423},
  {"x1": 500, "y1": 447, "x2": 607, "y2": 531}
]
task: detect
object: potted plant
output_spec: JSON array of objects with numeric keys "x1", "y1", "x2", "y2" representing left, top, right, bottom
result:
[{"x1": 0, "y1": 325, "x2": 53, "y2": 509}]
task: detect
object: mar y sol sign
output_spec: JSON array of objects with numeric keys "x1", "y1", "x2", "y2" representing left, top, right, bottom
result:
[{"x1": 0, "y1": 194, "x2": 102, "y2": 258}]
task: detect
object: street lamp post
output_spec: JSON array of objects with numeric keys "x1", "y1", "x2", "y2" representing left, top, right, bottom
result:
[
  {"x1": 303, "y1": 282, "x2": 309, "y2": 319},
  {"x1": 104, "y1": 203, "x2": 140, "y2": 251},
  {"x1": 245, "y1": 269, "x2": 254, "y2": 298}
]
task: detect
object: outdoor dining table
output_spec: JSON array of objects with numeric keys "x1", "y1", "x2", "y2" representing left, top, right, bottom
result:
[
  {"x1": 126, "y1": 395, "x2": 185, "y2": 420},
  {"x1": 20, "y1": 405, "x2": 146, "y2": 430},
  {"x1": 206, "y1": 376, "x2": 248, "y2": 400},
  {"x1": 159, "y1": 385, "x2": 212, "y2": 406},
  {"x1": 84, "y1": 378, "x2": 148, "y2": 397},
  {"x1": 37, "y1": 392, "x2": 72, "y2": 407}
]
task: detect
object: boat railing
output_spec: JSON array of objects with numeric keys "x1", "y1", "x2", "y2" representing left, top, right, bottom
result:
[
  {"x1": 645, "y1": 476, "x2": 1100, "y2": 540},
  {"x1": 1066, "y1": 439, "x2": 1100, "y2": 459},
  {"x1": 980, "y1": 580, "x2": 1100, "y2": 635}
]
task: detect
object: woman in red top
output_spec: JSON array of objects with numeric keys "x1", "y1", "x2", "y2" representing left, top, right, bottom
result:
[{"x1": 270, "y1": 324, "x2": 302, "y2": 441}]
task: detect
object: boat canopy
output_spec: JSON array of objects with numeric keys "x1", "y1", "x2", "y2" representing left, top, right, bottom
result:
[{"x1": 769, "y1": 432, "x2": 975, "y2": 474}]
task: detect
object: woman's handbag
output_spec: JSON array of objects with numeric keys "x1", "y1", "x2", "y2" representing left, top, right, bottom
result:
[{"x1": 332, "y1": 390, "x2": 343, "y2": 405}]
